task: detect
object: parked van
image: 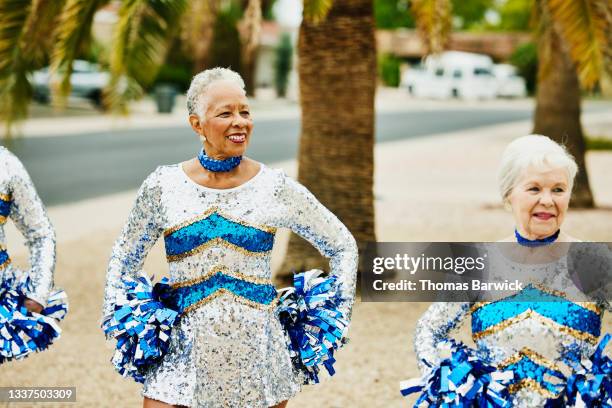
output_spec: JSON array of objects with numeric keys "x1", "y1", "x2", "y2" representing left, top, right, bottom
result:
[
  {"x1": 493, "y1": 63, "x2": 527, "y2": 98},
  {"x1": 402, "y1": 51, "x2": 499, "y2": 100}
]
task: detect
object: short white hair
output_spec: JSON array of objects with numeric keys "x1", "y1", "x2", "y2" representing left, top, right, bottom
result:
[
  {"x1": 186, "y1": 67, "x2": 246, "y2": 117},
  {"x1": 498, "y1": 134, "x2": 578, "y2": 202}
]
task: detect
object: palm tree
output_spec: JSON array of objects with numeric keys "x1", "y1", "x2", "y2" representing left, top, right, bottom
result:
[
  {"x1": 531, "y1": 0, "x2": 611, "y2": 208},
  {"x1": 278, "y1": 0, "x2": 378, "y2": 278},
  {"x1": 0, "y1": 0, "x2": 70, "y2": 135},
  {"x1": 0, "y1": 0, "x2": 263, "y2": 131}
]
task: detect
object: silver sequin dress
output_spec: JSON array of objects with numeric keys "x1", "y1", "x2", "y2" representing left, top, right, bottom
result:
[
  {"x1": 0, "y1": 147, "x2": 55, "y2": 307},
  {"x1": 414, "y1": 246, "x2": 610, "y2": 407},
  {"x1": 102, "y1": 163, "x2": 358, "y2": 407}
]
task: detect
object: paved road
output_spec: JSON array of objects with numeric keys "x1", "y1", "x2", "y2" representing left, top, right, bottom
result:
[{"x1": 2, "y1": 109, "x2": 535, "y2": 205}]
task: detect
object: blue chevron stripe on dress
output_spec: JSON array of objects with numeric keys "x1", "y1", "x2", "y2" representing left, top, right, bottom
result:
[
  {"x1": 160, "y1": 266, "x2": 278, "y2": 313},
  {"x1": 499, "y1": 348, "x2": 566, "y2": 398},
  {"x1": 164, "y1": 210, "x2": 275, "y2": 261},
  {"x1": 472, "y1": 285, "x2": 601, "y2": 342}
]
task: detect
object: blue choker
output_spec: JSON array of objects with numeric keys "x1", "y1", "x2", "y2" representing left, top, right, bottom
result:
[
  {"x1": 515, "y1": 229, "x2": 560, "y2": 247},
  {"x1": 197, "y1": 148, "x2": 242, "y2": 172}
]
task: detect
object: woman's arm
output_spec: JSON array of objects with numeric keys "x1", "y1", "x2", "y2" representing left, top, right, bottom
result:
[
  {"x1": 102, "y1": 169, "x2": 164, "y2": 319},
  {"x1": 7, "y1": 152, "x2": 55, "y2": 307},
  {"x1": 414, "y1": 302, "x2": 471, "y2": 374},
  {"x1": 276, "y1": 173, "x2": 358, "y2": 318}
]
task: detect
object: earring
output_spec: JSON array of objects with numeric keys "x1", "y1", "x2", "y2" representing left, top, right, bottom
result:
[{"x1": 199, "y1": 134, "x2": 207, "y2": 143}]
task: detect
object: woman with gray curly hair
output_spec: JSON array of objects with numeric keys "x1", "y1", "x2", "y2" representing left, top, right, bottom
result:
[{"x1": 102, "y1": 67, "x2": 358, "y2": 407}]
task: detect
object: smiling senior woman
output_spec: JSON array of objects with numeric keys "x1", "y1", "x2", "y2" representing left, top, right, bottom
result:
[
  {"x1": 498, "y1": 134, "x2": 578, "y2": 244},
  {"x1": 101, "y1": 68, "x2": 358, "y2": 408},
  {"x1": 403, "y1": 135, "x2": 611, "y2": 407}
]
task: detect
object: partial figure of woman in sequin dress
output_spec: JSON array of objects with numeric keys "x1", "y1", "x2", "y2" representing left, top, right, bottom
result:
[
  {"x1": 0, "y1": 147, "x2": 68, "y2": 363},
  {"x1": 405, "y1": 135, "x2": 610, "y2": 407},
  {"x1": 102, "y1": 68, "x2": 358, "y2": 408}
]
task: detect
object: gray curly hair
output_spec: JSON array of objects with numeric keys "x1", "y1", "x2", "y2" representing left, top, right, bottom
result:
[{"x1": 186, "y1": 67, "x2": 246, "y2": 117}]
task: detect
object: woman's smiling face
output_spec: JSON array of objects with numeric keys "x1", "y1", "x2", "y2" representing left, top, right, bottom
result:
[
  {"x1": 508, "y1": 165, "x2": 571, "y2": 240},
  {"x1": 192, "y1": 80, "x2": 253, "y2": 159}
]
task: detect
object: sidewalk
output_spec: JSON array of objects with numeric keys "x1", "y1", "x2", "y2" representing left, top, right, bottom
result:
[{"x1": 1, "y1": 115, "x2": 611, "y2": 407}]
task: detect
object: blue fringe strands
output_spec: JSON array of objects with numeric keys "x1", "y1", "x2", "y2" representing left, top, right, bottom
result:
[
  {"x1": 277, "y1": 270, "x2": 349, "y2": 384},
  {"x1": 0, "y1": 275, "x2": 68, "y2": 363},
  {"x1": 400, "y1": 340, "x2": 513, "y2": 407},
  {"x1": 547, "y1": 333, "x2": 611, "y2": 407},
  {"x1": 102, "y1": 273, "x2": 179, "y2": 383}
]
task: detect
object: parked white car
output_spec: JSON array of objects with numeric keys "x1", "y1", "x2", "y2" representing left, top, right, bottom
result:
[
  {"x1": 32, "y1": 60, "x2": 110, "y2": 107},
  {"x1": 401, "y1": 51, "x2": 499, "y2": 100},
  {"x1": 493, "y1": 64, "x2": 527, "y2": 98}
]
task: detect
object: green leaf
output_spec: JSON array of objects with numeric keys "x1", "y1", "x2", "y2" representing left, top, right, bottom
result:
[
  {"x1": 51, "y1": 0, "x2": 109, "y2": 106},
  {"x1": 106, "y1": 0, "x2": 188, "y2": 112},
  {"x1": 547, "y1": 0, "x2": 609, "y2": 89},
  {"x1": 0, "y1": 0, "x2": 34, "y2": 137}
]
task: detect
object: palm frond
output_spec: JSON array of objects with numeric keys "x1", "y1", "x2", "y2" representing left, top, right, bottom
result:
[
  {"x1": 0, "y1": 0, "x2": 32, "y2": 76},
  {"x1": 106, "y1": 0, "x2": 188, "y2": 113},
  {"x1": 303, "y1": 0, "x2": 333, "y2": 24},
  {"x1": 547, "y1": 0, "x2": 610, "y2": 89},
  {"x1": 0, "y1": 69, "x2": 33, "y2": 137},
  {"x1": 0, "y1": 0, "x2": 34, "y2": 137},
  {"x1": 21, "y1": 0, "x2": 67, "y2": 68},
  {"x1": 411, "y1": 0, "x2": 452, "y2": 54},
  {"x1": 180, "y1": 0, "x2": 218, "y2": 71},
  {"x1": 51, "y1": 0, "x2": 109, "y2": 106}
]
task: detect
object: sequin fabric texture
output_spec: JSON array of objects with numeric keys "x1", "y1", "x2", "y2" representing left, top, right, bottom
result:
[
  {"x1": 414, "y1": 245, "x2": 610, "y2": 407},
  {"x1": 102, "y1": 164, "x2": 358, "y2": 407},
  {"x1": 0, "y1": 147, "x2": 56, "y2": 307}
]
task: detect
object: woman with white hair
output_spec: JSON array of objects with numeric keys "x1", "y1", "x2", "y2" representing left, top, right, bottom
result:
[
  {"x1": 404, "y1": 135, "x2": 610, "y2": 407},
  {"x1": 101, "y1": 67, "x2": 358, "y2": 407}
]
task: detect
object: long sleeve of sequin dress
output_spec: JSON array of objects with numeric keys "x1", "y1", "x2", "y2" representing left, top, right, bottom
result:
[
  {"x1": 102, "y1": 168, "x2": 164, "y2": 320},
  {"x1": 275, "y1": 173, "x2": 359, "y2": 318},
  {"x1": 0, "y1": 147, "x2": 56, "y2": 306},
  {"x1": 414, "y1": 302, "x2": 471, "y2": 373}
]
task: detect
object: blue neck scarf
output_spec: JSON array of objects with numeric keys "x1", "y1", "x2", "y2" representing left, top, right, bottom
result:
[
  {"x1": 515, "y1": 229, "x2": 560, "y2": 247},
  {"x1": 197, "y1": 148, "x2": 242, "y2": 172}
]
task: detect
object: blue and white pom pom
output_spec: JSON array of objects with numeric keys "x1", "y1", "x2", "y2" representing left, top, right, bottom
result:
[
  {"x1": 0, "y1": 275, "x2": 68, "y2": 363},
  {"x1": 552, "y1": 333, "x2": 611, "y2": 407},
  {"x1": 400, "y1": 340, "x2": 513, "y2": 407},
  {"x1": 277, "y1": 269, "x2": 349, "y2": 384},
  {"x1": 102, "y1": 273, "x2": 179, "y2": 383}
]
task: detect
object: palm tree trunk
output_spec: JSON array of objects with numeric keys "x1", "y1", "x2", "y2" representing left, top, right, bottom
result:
[
  {"x1": 533, "y1": 21, "x2": 594, "y2": 208},
  {"x1": 238, "y1": 0, "x2": 261, "y2": 96},
  {"x1": 277, "y1": 0, "x2": 376, "y2": 281}
]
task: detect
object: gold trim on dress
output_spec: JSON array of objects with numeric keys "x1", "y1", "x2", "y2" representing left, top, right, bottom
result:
[
  {"x1": 470, "y1": 283, "x2": 601, "y2": 315},
  {"x1": 0, "y1": 193, "x2": 11, "y2": 202},
  {"x1": 472, "y1": 309, "x2": 598, "y2": 344},
  {"x1": 163, "y1": 206, "x2": 277, "y2": 237},
  {"x1": 507, "y1": 379, "x2": 559, "y2": 398},
  {"x1": 498, "y1": 347, "x2": 562, "y2": 372},
  {"x1": 166, "y1": 237, "x2": 272, "y2": 262},
  {"x1": 0, "y1": 215, "x2": 6, "y2": 224},
  {"x1": 182, "y1": 288, "x2": 281, "y2": 313},
  {"x1": 171, "y1": 264, "x2": 273, "y2": 288}
]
